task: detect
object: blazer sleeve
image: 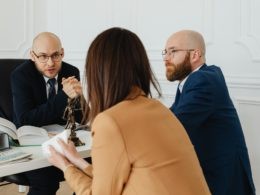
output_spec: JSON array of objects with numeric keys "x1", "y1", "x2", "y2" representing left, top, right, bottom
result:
[
  {"x1": 65, "y1": 113, "x2": 131, "y2": 195},
  {"x1": 172, "y1": 71, "x2": 215, "y2": 131},
  {"x1": 64, "y1": 165, "x2": 93, "y2": 195}
]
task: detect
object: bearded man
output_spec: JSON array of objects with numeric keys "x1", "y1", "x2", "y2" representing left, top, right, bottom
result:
[{"x1": 163, "y1": 30, "x2": 255, "y2": 195}]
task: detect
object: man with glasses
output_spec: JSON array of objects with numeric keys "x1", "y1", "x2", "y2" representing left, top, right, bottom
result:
[
  {"x1": 11, "y1": 32, "x2": 82, "y2": 195},
  {"x1": 163, "y1": 30, "x2": 255, "y2": 195}
]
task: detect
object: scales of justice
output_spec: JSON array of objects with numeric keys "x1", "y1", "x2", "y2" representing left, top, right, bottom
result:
[{"x1": 63, "y1": 98, "x2": 85, "y2": 146}]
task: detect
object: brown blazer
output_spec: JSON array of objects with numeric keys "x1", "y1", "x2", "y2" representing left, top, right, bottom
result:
[{"x1": 64, "y1": 91, "x2": 211, "y2": 195}]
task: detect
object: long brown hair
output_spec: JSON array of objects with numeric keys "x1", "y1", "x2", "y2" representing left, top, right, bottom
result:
[{"x1": 83, "y1": 27, "x2": 161, "y2": 123}]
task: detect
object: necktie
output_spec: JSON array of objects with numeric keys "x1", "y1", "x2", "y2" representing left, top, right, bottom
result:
[
  {"x1": 47, "y1": 78, "x2": 56, "y2": 99},
  {"x1": 170, "y1": 87, "x2": 181, "y2": 112},
  {"x1": 174, "y1": 87, "x2": 181, "y2": 105}
]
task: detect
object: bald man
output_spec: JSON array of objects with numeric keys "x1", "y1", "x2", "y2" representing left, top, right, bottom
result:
[
  {"x1": 11, "y1": 32, "x2": 82, "y2": 195},
  {"x1": 12, "y1": 32, "x2": 82, "y2": 127},
  {"x1": 163, "y1": 30, "x2": 255, "y2": 195}
]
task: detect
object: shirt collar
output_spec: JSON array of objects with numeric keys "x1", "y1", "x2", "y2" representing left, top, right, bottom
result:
[{"x1": 43, "y1": 75, "x2": 58, "y2": 84}]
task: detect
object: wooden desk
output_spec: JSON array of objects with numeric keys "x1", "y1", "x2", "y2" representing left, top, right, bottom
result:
[{"x1": 0, "y1": 131, "x2": 91, "y2": 177}]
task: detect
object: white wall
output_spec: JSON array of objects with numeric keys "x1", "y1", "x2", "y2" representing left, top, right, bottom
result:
[{"x1": 1, "y1": 0, "x2": 259, "y2": 191}]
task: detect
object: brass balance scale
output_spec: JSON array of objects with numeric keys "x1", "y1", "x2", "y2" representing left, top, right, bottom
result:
[{"x1": 63, "y1": 97, "x2": 86, "y2": 146}]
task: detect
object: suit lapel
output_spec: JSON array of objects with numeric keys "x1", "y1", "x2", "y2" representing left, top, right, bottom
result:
[
  {"x1": 38, "y1": 75, "x2": 48, "y2": 100},
  {"x1": 170, "y1": 84, "x2": 181, "y2": 112},
  {"x1": 174, "y1": 87, "x2": 181, "y2": 106},
  {"x1": 199, "y1": 64, "x2": 207, "y2": 70},
  {"x1": 57, "y1": 62, "x2": 64, "y2": 91}
]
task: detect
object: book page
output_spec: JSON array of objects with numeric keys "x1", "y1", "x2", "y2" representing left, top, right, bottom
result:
[
  {"x1": 17, "y1": 126, "x2": 48, "y2": 138},
  {"x1": 41, "y1": 124, "x2": 65, "y2": 135},
  {"x1": 0, "y1": 117, "x2": 17, "y2": 140},
  {"x1": 17, "y1": 126, "x2": 49, "y2": 146}
]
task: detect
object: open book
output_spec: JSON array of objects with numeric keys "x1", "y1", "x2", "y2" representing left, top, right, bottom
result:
[{"x1": 0, "y1": 117, "x2": 64, "y2": 146}]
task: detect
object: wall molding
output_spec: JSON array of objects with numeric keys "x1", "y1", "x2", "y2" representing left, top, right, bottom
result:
[
  {"x1": 0, "y1": 0, "x2": 26, "y2": 52},
  {"x1": 202, "y1": 0, "x2": 214, "y2": 46},
  {"x1": 234, "y1": 96, "x2": 260, "y2": 105},
  {"x1": 57, "y1": 0, "x2": 112, "y2": 55},
  {"x1": 235, "y1": 0, "x2": 260, "y2": 62},
  {"x1": 225, "y1": 75, "x2": 260, "y2": 89},
  {"x1": 0, "y1": 0, "x2": 33, "y2": 57},
  {"x1": 233, "y1": 96, "x2": 260, "y2": 117},
  {"x1": 157, "y1": 74, "x2": 260, "y2": 90}
]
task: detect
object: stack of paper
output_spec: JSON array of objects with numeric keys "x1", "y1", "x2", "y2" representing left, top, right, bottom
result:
[{"x1": 0, "y1": 148, "x2": 32, "y2": 165}]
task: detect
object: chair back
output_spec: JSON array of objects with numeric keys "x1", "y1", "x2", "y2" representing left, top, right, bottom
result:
[
  {"x1": 0, "y1": 59, "x2": 29, "y2": 185},
  {"x1": 0, "y1": 59, "x2": 27, "y2": 121}
]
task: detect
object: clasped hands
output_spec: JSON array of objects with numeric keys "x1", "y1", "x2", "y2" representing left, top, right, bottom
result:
[{"x1": 62, "y1": 76, "x2": 82, "y2": 99}]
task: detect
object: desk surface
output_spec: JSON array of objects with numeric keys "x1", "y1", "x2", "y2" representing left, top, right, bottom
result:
[{"x1": 0, "y1": 131, "x2": 91, "y2": 177}]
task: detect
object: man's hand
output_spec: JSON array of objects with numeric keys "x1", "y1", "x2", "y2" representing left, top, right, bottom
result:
[{"x1": 62, "y1": 76, "x2": 82, "y2": 99}]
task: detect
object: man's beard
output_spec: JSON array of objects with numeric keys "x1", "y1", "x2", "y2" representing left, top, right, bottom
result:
[{"x1": 166, "y1": 52, "x2": 192, "y2": 82}]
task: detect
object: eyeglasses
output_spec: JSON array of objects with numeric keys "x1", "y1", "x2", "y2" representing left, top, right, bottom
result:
[
  {"x1": 162, "y1": 49, "x2": 194, "y2": 59},
  {"x1": 32, "y1": 51, "x2": 63, "y2": 63}
]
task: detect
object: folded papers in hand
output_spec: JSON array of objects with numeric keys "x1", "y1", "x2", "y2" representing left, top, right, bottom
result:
[{"x1": 42, "y1": 129, "x2": 71, "y2": 157}]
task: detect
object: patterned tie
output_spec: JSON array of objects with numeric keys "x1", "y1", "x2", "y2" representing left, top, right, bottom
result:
[{"x1": 47, "y1": 78, "x2": 56, "y2": 99}]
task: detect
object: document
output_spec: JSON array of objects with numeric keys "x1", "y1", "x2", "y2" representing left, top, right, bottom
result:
[{"x1": 42, "y1": 129, "x2": 71, "y2": 156}]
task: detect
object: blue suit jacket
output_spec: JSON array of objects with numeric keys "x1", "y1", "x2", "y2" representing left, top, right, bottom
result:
[
  {"x1": 170, "y1": 64, "x2": 255, "y2": 195},
  {"x1": 11, "y1": 60, "x2": 81, "y2": 128}
]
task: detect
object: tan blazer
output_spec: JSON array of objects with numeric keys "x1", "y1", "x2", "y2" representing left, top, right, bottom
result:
[{"x1": 64, "y1": 91, "x2": 211, "y2": 195}]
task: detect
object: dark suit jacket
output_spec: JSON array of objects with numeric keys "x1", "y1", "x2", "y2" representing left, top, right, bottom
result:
[
  {"x1": 11, "y1": 60, "x2": 81, "y2": 128},
  {"x1": 170, "y1": 64, "x2": 255, "y2": 195}
]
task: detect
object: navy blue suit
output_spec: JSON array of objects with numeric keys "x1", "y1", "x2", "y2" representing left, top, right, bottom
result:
[
  {"x1": 11, "y1": 60, "x2": 81, "y2": 128},
  {"x1": 170, "y1": 64, "x2": 255, "y2": 195},
  {"x1": 11, "y1": 60, "x2": 81, "y2": 195}
]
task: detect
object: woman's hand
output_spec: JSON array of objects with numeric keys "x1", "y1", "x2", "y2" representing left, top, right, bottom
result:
[
  {"x1": 49, "y1": 139, "x2": 89, "y2": 171},
  {"x1": 47, "y1": 145, "x2": 72, "y2": 172}
]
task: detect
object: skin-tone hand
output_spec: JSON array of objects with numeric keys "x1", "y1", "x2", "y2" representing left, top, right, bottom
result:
[
  {"x1": 48, "y1": 139, "x2": 89, "y2": 172},
  {"x1": 48, "y1": 145, "x2": 72, "y2": 172},
  {"x1": 62, "y1": 76, "x2": 83, "y2": 99}
]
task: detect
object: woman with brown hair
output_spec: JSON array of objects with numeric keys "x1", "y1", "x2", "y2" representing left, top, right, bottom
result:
[{"x1": 48, "y1": 27, "x2": 211, "y2": 195}]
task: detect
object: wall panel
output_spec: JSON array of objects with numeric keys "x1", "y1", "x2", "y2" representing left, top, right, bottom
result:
[{"x1": 0, "y1": 0, "x2": 33, "y2": 58}]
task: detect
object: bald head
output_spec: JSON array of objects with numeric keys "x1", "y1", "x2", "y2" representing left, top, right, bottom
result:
[
  {"x1": 30, "y1": 32, "x2": 64, "y2": 78},
  {"x1": 32, "y1": 32, "x2": 62, "y2": 52},
  {"x1": 167, "y1": 30, "x2": 206, "y2": 58},
  {"x1": 167, "y1": 30, "x2": 206, "y2": 63}
]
